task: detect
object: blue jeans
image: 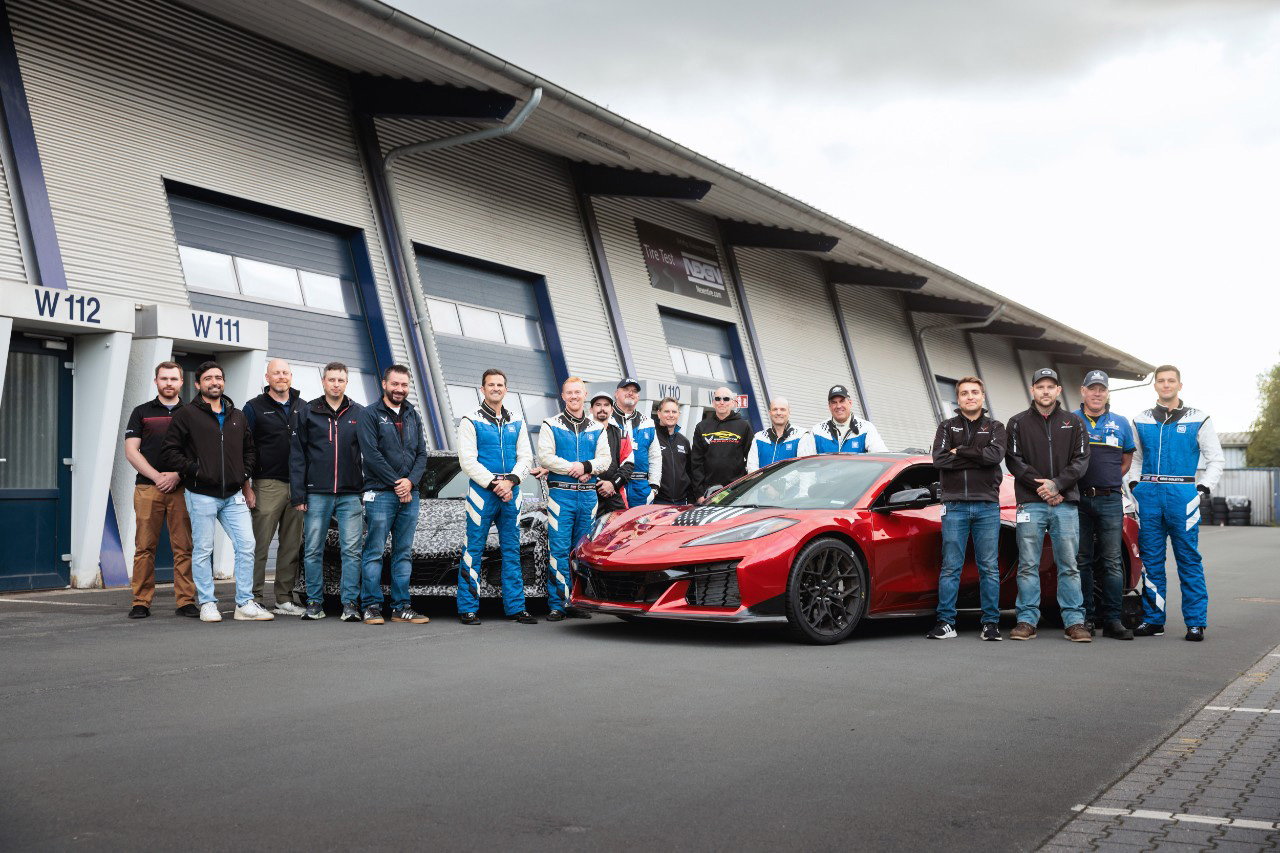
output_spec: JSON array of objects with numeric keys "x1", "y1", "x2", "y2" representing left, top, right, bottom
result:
[
  {"x1": 185, "y1": 491, "x2": 255, "y2": 607},
  {"x1": 1076, "y1": 492, "x2": 1124, "y2": 623},
  {"x1": 360, "y1": 492, "x2": 419, "y2": 611},
  {"x1": 937, "y1": 500, "x2": 1001, "y2": 625},
  {"x1": 1015, "y1": 501, "x2": 1084, "y2": 627},
  {"x1": 304, "y1": 494, "x2": 363, "y2": 606}
]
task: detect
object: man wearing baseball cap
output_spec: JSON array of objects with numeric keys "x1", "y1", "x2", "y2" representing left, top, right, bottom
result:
[
  {"x1": 592, "y1": 392, "x2": 634, "y2": 517},
  {"x1": 1073, "y1": 370, "x2": 1137, "y2": 640},
  {"x1": 612, "y1": 378, "x2": 661, "y2": 507},
  {"x1": 809, "y1": 385, "x2": 887, "y2": 455},
  {"x1": 1004, "y1": 367, "x2": 1092, "y2": 642}
]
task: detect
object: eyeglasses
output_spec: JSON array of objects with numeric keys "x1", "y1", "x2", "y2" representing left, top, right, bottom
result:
[{"x1": 713, "y1": 396, "x2": 733, "y2": 402}]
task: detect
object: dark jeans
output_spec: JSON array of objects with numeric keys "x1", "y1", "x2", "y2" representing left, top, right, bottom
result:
[
  {"x1": 1076, "y1": 491, "x2": 1124, "y2": 623},
  {"x1": 360, "y1": 492, "x2": 419, "y2": 610}
]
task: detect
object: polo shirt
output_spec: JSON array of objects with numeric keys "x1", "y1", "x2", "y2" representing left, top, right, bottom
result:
[
  {"x1": 1074, "y1": 405, "x2": 1136, "y2": 489},
  {"x1": 123, "y1": 397, "x2": 185, "y2": 485}
]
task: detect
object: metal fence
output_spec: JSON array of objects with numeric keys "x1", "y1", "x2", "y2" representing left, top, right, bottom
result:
[{"x1": 1212, "y1": 468, "x2": 1279, "y2": 526}]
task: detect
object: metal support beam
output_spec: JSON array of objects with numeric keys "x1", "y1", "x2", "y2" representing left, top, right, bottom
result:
[
  {"x1": 570, "y1": 162, "x2": 711, "y2": 200},
  {"x1": 717, "y1": 219, "x2": 839, "y2": 253},
  {"x1": 904, "y1": 293, "x2": 992, "y2": 318},
  {"x1": 715, "y1": 220, "x2": 771, "y2": 430},
  {"x1": 822, "y1": 260, "x2": 926, "y2": 290},
  {"x1": 569, "y1": 167, "x2": 636, "y2": 378},
  {"x1": 1007, "y1": 337, "x2": 1088, "y2": 355},
  {"x1": 350, "y1": 75, "x2": 515, "y2": 120}
]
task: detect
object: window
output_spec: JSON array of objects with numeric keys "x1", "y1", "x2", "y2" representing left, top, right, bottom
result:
[
  {"x1": 299, "y1": 272, "x2": 350, "y2": 313},
  {"x1": 427, "y1": 299, "x2": 462, "y2": 335},
  {"x1": 179, "y1": 246, "x2": 359, "y2": 314},
  {"x1": 668, "y1": 347, "x2": 686, "y2": 374},
  {"x1": 235, "y1": 258, "x2": 303, "y2": 304},
  {"x1": 426, "y1": 296, "x2": 545, "y2": 351},
  {"x1": 447, "y1": 384, "x2": 480, "y2": 418},
  {"x1": 178, "y1": 247, "x2": 237, "y2": 293},
  {"x1": 275, "y1": 360, "x2": 379, "y2": 406},
  {"x1": 456, "y1": 304, "x2": 506, "y2": 343},
  {"x1": 519, "y1": 393, "x2": 558, "y2": 426},
  {"x1": 668, "y1": 345, "x2": 737, "y2": 383},
  {"x1": 936, "y1": 376, "x2": 958, "y2": 414},
  {"x1": 500, "y1": 314, "x2": 542, "y2": 349}
]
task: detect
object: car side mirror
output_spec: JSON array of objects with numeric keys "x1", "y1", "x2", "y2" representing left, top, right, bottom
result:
[{"x1": 878, "y1": 487, "x2": 934, "y2": 513}]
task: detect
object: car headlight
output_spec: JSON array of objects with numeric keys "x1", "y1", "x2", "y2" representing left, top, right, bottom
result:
[{"x1": 682, "y1": 517, "x2": 798, "y2": 547}]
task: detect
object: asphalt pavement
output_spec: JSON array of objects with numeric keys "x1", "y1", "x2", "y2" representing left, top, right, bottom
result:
[{"x1": 1, "y1": 526, "x2": 1277, "y2": 852}]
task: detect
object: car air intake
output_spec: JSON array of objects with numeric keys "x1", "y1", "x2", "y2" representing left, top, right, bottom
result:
[
  {"x1": 578, "y1": 566, "x2": 667, "y2": 603},
  {"x1": 684, "y1": 561, "x2": 741, "y2": 608}
]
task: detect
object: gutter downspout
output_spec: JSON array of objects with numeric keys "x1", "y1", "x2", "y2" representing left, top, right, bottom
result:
[
  {"x1": 379, "y1": 86, "x2": 543, "y2": 449},
  {"x1": 914, "y1": 302, "x2": 1007, "y2": 421}
]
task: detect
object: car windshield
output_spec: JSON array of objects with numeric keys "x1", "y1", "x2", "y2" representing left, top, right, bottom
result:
[{"x1": 706, "y1": 456, "x2": 891, "y2": 510}]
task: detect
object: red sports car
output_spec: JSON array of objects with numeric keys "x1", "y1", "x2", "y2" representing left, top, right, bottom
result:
[{"x1": 571, "y1": 454, "x2": 1144, "y2": 644}]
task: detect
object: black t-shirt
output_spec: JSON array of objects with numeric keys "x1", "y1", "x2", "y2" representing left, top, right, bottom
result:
[{"x1": 124, "y1": 397, "x2": 184, "y2": 485}]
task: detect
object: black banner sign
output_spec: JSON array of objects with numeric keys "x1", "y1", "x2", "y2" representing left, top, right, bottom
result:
[{"x1": 634, "y1": 220, "x2": 727, "y2": 305}]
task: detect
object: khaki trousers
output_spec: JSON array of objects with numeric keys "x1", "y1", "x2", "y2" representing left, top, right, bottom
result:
[
  {"x1": 131, "y1": 484, "x2": 195, "y2": 608},
  {"x1": 250, "y1": 478, "x2": 303, "y2": 604}
]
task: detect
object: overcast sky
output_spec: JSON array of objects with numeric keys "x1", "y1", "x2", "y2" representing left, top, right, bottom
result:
[{"x1": 396, "y1": 0, "x2": 1280, "y2": 431}]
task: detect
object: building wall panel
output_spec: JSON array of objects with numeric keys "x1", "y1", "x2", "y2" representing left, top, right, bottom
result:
[
  {"x1": 0, "y1": 153, "x2": 26, "y2": 285},
  {"x1": 972, "y1": 334, "x2": 1030, "y2": 421}
]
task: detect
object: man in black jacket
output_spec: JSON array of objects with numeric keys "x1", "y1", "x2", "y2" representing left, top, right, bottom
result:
[
  {"x1": 654, "y1": 397, "x2": 694, "y2": 505},
  {"x1": 243, "y1": 359, "x2": 304, "y2": 614},
  {"x1": 691, "y1": 386, "x2": 752, "y2": 502},
  {"x1": 356, "y1": 365, "x2": 430, "y2": 625},
  {"x1": 160, "y1": 361, "x2": 269, "y2": 623},
  {"x1": 1005, "y1": 367, "x2": 1092, "y2": 642},
  {"x1": 290, "y1": 362, "x2": 364, "y2": 622},
  {"x1": 590, "y1": 393, "x2": 634, "y2": 517},
  {"x1": 927, "y1": 377, "x2": 1008, "y2": 641}
]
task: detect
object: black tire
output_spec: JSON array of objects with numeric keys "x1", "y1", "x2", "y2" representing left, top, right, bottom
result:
[
  {"x1": 1210, "y1": 496, "x2": 1228, "y2": 509},
  {"x1": 784, "y1": 537, "x2": 868, "y2": 645},
  {"x1": 1226, "y1": 516, "x2": 1250, "y2": 526}
]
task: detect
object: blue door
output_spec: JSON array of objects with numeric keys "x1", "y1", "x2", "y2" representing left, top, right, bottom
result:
[{"x1": 0, "y1": 336, "x2": 73, "y2": 590}]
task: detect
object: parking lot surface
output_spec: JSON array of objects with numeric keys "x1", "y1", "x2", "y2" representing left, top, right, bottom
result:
[{"x1": 2, "y1": 526, "x2": 1278, "y2": 851}]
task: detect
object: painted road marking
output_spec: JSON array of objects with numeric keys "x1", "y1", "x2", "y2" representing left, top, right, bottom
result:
[
  {"x1": 1204, "y1": 705, "x2": 1280, "y2": 714},
  {"x1": 0, "y1": 598, "x2": 116, "y2": 608},
  {"x1": 1072, "y1": 805, "x2": 1277, "y2": 831}
]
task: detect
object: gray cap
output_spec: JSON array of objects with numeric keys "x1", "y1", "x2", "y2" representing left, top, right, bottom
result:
[
  {"x1": 1030, "y1": 367, "x2": 1060, "y2": 386},
  {"x1": 1083, "y1": 370, "x2": 1110, "y2": 389}
]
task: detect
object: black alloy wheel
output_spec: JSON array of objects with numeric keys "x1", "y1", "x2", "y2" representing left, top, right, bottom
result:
[{"x1": 784, "y1": 537, "x2": 868, "y2": 645}]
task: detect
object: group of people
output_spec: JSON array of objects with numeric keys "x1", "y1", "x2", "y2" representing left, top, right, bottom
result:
[{"x1": 123, "y1": 355, "x2": 1223, "y2": 642}]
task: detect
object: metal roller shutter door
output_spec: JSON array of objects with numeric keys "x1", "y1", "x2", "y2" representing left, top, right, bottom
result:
[
  {"x1": 734, "y1": 248, "x2": 857, "y2": 426},
  {"x1": 972, "y1": 334, "x2": 1029, "y2": 421},
  {"x1": 591, "y1": 197, "x2": 764, "y2": 414},
  {"x1": 836, "y1": 287, "x2": 936, "y2": 450},
  {"x1": 0, "y1": 155, "x2": 26, "y2": 285},
  {"x1": 660, "y1": 312, "x2": 745, "y2": 396},
  {"x1": 374, "y1": 117, "x2": 619, "y2": 382},
  {"x1": 920, "y1": 322, "x2": 977, "y2": 384},
  {"x1": 8, "y1": 0, "x2": 410, "y2": 367}
]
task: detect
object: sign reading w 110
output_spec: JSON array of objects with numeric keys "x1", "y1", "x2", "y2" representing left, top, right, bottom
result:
[{"x1": 634, "y1": 219, "x2": 727, "y2": 305}]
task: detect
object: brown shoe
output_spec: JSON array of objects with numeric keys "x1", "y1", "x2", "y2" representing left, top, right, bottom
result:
[
  {"x1": 1009, "y1": 622, "x2": 1037, "y2": 640},
  {"x1": 1065, "y1": 623, "x2": 1093, "y2": 643}
]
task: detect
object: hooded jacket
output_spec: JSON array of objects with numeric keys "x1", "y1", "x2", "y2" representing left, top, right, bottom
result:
[
  {"x1": 690, "y1": 410, "x2": 753, "y2": 496},
  {"x1": 931, "y1": 409, "x2": 1007, "y2": 503},
  {"x1": 160, "y1": 394, "x2": 256, "y2": 499},
  {"x1": 1005, "y1": 401, "x2": 1090, "y2": 504},
  {"x1": 290, "y1": 395, "x2": 364, "y2": 505},
  {"x1": 243, "y1": 386, "x2": 302, "y2": 481}
]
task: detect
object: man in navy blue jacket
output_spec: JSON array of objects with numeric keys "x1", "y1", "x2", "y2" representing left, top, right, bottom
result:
[
  {"x1": 356, "y1": 364, "x2": 429, "y2": 625},
  {"x1": 290, "y1": 362, "x2": 364, "y2": 622}
]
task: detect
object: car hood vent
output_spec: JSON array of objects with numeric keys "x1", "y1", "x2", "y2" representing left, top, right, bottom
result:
[{"x1": 671, "y1": 506, "x2": 761, "y2": 526}]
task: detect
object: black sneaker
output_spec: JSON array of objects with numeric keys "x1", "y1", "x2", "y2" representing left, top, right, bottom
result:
[
  {"x1": 1185, "y1": 626, "x2": 1205, "y2": 642},
  {"x1": 981, "y1": 623, "x2": 1002, "y2": 641},
  {"x1": 1083, "y1": 621, "x2": 1096, "y2": 637},
  {"x1": 1103, "y1": 620, "x2": 1134, "y2": 640},
  {"x1": 564, "y1": 606, "x2": 593, "y2": 620},
  {"x1": 459, "y1": 612, "x2": 481, "y2": 626},
  {"x1": 925, "y1": 620, "x2": 957, "y2": 640},
  {"x1": 390, "y1": 607, "x2": 429, "y2": 624},
  {"x1": 507, "y1": 610, "x2": 538, "y2": 624},
  {"x1": 340, "y1": 603, "x2": 361, "y2": 622},
  {"x1": 175, "y1": 603, "x2": 199, "y2": 618},
  {"x1": 301, "y1": 603, "x2": 326, "y2": 620},
  {"x1": 546, "y1": 609, "x2": 567, "y2": 622},
  {"x1": 128, "y1": 605, "x2": 150, "y2": 619},
  {"x1": 363, "y1": 605, "x2": 385, "y2": 625},
  {"x1": 1133, "y1": 622, "x2": 1164, "y2": 637}
]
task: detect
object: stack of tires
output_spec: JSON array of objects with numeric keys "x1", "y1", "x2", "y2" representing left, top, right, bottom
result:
[
  {"x1": 1208, "y1": 494, "x2": 1228, "y2": 522},
  {"x1": 1225, "y1": 496, "x2": 1252, "y2": 526}
]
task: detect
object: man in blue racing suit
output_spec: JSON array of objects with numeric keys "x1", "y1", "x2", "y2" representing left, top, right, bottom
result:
[
  {"x1": 612, "y1": 377, "x2": 661, "y2": 507},
  {"x1": 747, "y1": 397, "x2": 813, "y2": 472},
  {"x1": 1128, "y1": 364, "x2": 1224, "y2": 642},
  {"x1": 538, "y1": 376, "x2": 610, "y2": 622},
  {"x1": 456, "y1": 368, "x2": 535, "y2": 626},
  {"x1": 810, "y1": 384, "x2": 887, "y2": 454}
]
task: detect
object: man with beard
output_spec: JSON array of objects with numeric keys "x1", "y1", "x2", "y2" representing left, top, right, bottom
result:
[
  {"x1": 612, "y1": 378, "x2": 661, "y2": 506},
  {"x1": 690, "y1": 386, "x2": 752, "y2": 502},
  {"x1": 591, "y1": 392, "x2": 635, "y2": 517}
]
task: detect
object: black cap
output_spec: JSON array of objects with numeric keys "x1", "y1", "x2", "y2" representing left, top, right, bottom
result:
[
  {"x1": 1031, "y1": 367, "x2": 1061, "y2": 386},
  {"x1": 589, "y1": 392, "x2": 613, "y2": 406},
  {"x1": 1083, "y1": 370, "x2": 1110, "y2": 388},
  {"x1": 828, "y1": 384, "x2": 851, "y2": 401},
  {"x1": 616, "y1": 377, "x2": 640, "y2": 391}
]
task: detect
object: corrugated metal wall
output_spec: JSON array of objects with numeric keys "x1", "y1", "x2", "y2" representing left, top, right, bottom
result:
[
  {"x1": 835, "y1": 287, "x2": 936, "y2": 450},
  {"x1": 1213, "y1": 469, "x2": 1277, "y2": 526},
  {"x1": 0, "y1": 155, "x2": 26, "y2": 285},
  {"x1": 971, "y1": 333, "x2": 1029, "y2": 421},
  {"x1": 8, "y1": 0, "x2": 410, "y2": 365},
  {"x1": 919, "y1": 319, "x2": 978, "y2": 384},
  {"x1": 374, "y1": 117, "x2": 619, "y2": 383},
  {"x1": 590, "y1": 197, "x2": 763, "y2": 416},
  {"x1": 1056, "y1": 364, "x2": 1087, "y2": 411},
  {"x1": 734, "y1": 248, "x2": 858, "y2": 426}
]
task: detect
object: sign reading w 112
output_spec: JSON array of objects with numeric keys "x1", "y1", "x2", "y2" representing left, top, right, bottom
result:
[{"x1": 634, "y1": 219, "x2": 727, "y2": 305}]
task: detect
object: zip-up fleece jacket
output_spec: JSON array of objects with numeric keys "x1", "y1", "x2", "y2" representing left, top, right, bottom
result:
[
  {"x1": 931, "y1": 409, "x2": 1008, "y2": 503},
  {"x1": 161, "y1": 395, "x2": 256, "y2": 499},
  {"x1": 1004, "y1": 401, "x2": 1091, "y2": 504},
  {"x1": 243, "y1": 387, "x2": 302, "y2": 481},
  {"x1": 655, "y1": 425, "x2": 694, "y2": 504},
  {"x1": 691, "y1": 410, "x2": 753, "y2": 496},
  {"x1": 357, "y1": 397, "x2": 428, "y2": 492},
  {"x1": 289, "y1": 396, "x2": 364, "y2": 505}
]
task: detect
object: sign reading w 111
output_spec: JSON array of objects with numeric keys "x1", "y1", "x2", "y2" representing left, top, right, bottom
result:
[{"x1": 634, "y1": 219, "x2": 727, "y2": 305}]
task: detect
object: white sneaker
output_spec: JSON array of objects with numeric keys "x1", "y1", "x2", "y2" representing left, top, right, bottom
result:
[
  {"x1": 199, "y1": 602, "x2": 222, "y2": 623},
  {"x1": 272, "y1": 601, "x2": 305, "y2": 616},
  {"x1": 234, "y1": 601, "x2": 276, "y2": 621}
]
